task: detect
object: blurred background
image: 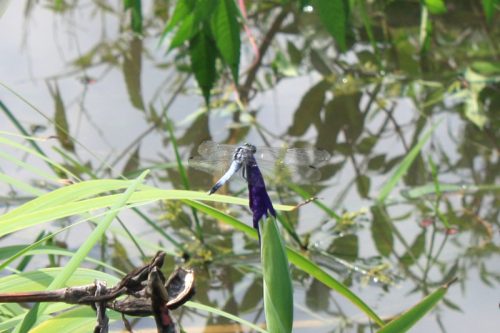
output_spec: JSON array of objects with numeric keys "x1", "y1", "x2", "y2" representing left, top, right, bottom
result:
[{"x1": 0, "y1": 1, "x2": 499, "y2": 332}]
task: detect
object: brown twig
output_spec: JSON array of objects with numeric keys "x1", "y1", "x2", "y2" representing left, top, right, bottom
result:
[
  {"x1": 0, "y1": 252, "x2": 195, "y2": 333},
  {"x1": 238, "y1": 7, "x2": 290, "y2": 105}
]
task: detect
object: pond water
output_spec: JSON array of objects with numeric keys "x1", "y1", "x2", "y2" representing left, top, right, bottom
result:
[{"x1": 0, "y1": 1, "x2": 499, "y2": 332}]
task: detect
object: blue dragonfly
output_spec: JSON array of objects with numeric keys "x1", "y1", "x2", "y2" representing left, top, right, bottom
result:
[
  {"x1": 189, "y1": 141, "x2": 330, "y2": 242},
  {"x1": 188, "y1": 141, "x2": 331, "y2": 195}
]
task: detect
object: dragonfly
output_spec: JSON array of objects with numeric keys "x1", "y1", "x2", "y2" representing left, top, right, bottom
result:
[{"x1": 188, "y1": 141, "x2": 331, "y2": 194}]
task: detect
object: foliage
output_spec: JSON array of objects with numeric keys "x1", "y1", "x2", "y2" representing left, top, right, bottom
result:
[
  {"x1": 261, "y1": 216, "x2": 293, "y2": 333},
  {"x1": 0, "y1": 0, "x2": 499, "y2": 332}
]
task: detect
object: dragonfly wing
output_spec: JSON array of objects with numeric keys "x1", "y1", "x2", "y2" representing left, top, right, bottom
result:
[
  {"x1": 197, "y1": 141, "x2": 238, "y2": 160},
  {"x1": 282, "y1": 147, "x2": 331, "y2": 165},
  {"x1": 256, "y1": 160, "x2": 323, "y2": 184},
  {"x1": 188, "y1": 155, "x2": 232, "y2": 177},
  {"x1": 192, "y1": 141, "x2": 330, "y2": 186},
  {"x1": 254, "y1": 146, "x2": 331, "y2": 166}
]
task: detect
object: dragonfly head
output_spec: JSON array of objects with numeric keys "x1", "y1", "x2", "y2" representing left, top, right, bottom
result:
[{"x1": 243, "y1": 143, "x2": 257, "y2": 154}]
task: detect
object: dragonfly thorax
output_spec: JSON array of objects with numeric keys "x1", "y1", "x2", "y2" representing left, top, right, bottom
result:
[
  {"x1": 243, "y1": 143, "x2": 257, "y2": 154},
  {"x1": 233, "y1": 143, "x2": 257, "y2": 164}
]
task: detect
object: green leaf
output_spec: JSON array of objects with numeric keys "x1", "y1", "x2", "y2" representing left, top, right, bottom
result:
[
  {"x1": 286, "y1": 40, "x2": 302, "y2": 66},
  {"x1": 0, "y1": 171, "x2": 44, "y2": 196},
  {"x1": 310, "y1": 49, "x2": 332, "y2": 75},
  {"x1": 210, "y1": 0, "x2": 240, "y2": 84},
  {"x1": 400, "y1": 183, "x2": 500, "y2": 199},
  {"x1": 418, "y1": 5, "x2": 432, "y2": 54},
  {"x1": 0, "y1": 244, "x2": 124, "y2": 274},
  {"x1": 169, "y1": 12, "x2": 198, "y2": 50},
  {"x1": 481, "y1": 0, "x2": 495, "y2": 24},
  {"x1": 0, "y1": 268, "x2": 120, "y2": 332},
  {"x1": 0, "y1": 148, "x2": 59, "y2": 185},
  {"x1": 312, "y1": 0, "x2": 347, "y2": 51},
  {"x1": 400, "y1": 231, "x2": 426, "y2": 267},
  {"x1": 122, "y1": 145, "x2": 141, "y2": 175},
  {"x1": 261, "y1": 216, "x2": 293, "y2": 333},
  {"x1": 357, "y1": 135, "x2": 378, "y2": 154},
  {"x1": 183, "y1": 201, "x2": 384, "y2": 327},
  {"x1": 189, "y1": 30, "x2": 217, "y2": 105},
  {"x1": 0, "y1": 133, "x2": 77, "y2": 179},
  {"x1": 48, "y1": 83, "x2": 74, "y2": 151},
  {"x1": 0, "y1": 179, "x2": 140, "y2": 222},
  {"x1": 377, "y1": 121, "x2": 440, "y2": 202},
  {"x1": 368, "y1": 154, "x2": 386, "y2": 171},
  {"x1": 330, "y1": 234, "x2": 358, "y2": 260},
  {"x1": 30, "y1": 306, "x2": 117, "y2": 333},
  {"x1": 356, "y1": 174, "x2": 371, "y2": 198},
  {"x1": 185, "y1": 301, "x2": 269, "y2": 333},
  {"x1": 272, "y1": 51, "x2": 299, "y2": 77},
  {"x1": 377, "y1": 279, "x2": 456, "y2": 333},
  {"x1": 122, "y1": 36, "x2": 145, "y2": 110},
  {"x1": 0, "y1": 180, "x2": 294, "y2": 239},
  {"x1": 357, "y1": 0, "x2": 379, "y2": 64},
  {"x1": 371, "y1": 205, "x2": 394, "y2": 257},
  {"x1": 160, "y1": 0, "x2": 193, "y2": 43},
  {"x1": 424, "y1": 0, "x2": 447, "y2": 14},
  {"x1": 288, "y1": 80, "x2": 329, "y2": 136},
  {"x1": 16, "y1": 171, "x2": 148, "y2": 332},
  {"x1": 0, "y1": 305, "x2": 25, "y2": 331},
  {"x1": 286, "y1": 248, "x2": 385, "y2": 327},
  {"x1": 463, "y1": 68, "x2": 488, "y2": 128},
  {"x1": 471, "y1": 61, "x2": 500, "y2": 75},
  {"x1": 124, "y1": 0, "x2": 142, "y2": 33},
  {"x1": 0, "y1": 268, "x2": 119, "y2": 293}
]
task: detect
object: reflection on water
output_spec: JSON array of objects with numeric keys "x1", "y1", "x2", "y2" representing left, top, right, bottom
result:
[{"x1": 0, "y1": 1, "x2": 499, "y2": 332}]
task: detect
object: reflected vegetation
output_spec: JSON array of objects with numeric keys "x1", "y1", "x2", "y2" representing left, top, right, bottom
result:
[{"x1": 1, "y1": 1, "x2": 499, "y2": 332}]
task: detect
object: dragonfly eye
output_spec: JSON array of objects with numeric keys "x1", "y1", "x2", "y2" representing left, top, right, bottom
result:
[{"x1": 243, "y1": 143, "x2": 257, "y2": 153}]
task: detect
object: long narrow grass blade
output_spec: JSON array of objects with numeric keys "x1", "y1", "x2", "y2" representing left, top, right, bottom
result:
[
  {"x1": 0, "y1": 172, "x2": 44, "y2": 196},
  {"x1": 0, "y1": 239, "x2": 123, "y2": 274},
  {"x1": 0, "y1": 179, "x2": 140, "y2": 220},
  {"x1": 377, "y1": 121, "x2": 440, "y2": 203},
  {"x1": 166, "y1": 119, "x2": 189, "y2": 190},
  {"x1": 166, "y1": 118, "x2": 204, "y2": 242},
  {"x1": 261, "y1": 215, "x2": 293, "y2": 333},
  {"x1": 0, "y1": 101, "x2": 47, "y2": 158},
  {"x1": 0, "y1": 268, "x2": 120, "y2": 331},
  {"x1": 0, "y1": 187, "x2": 293, "y2": 236},
  {"x1": 29, "y1": 306, "x2": 118, "y2": 333},
  {"x1": 0, "y1": 149, "x2": 59, "y2": 183},
  {"x1": 15, "y1": 171, "x2": 148, "y2": 332},
  {"x1": 0, "y1": 135, "x2": 78, "y2": 180},
  {"x1": 0, "y1": 268, "x2": 120, "y2": 293},
  {"x1": 401, "y1": 183, "x2": 500, "y2": 199},
  {"x1": 0, "y1": 206, "x2": 142, "y2": 272},
  {"x1": 132, "y1": 207, "x2": 185, "y2": 251},
  {"x1": 286, "y1": 248, "x2": 385, "y2": 327},
  {"x1": 182, "y1": 199, "x2": 256, "y2": 236},
  {"x1": 0, "y1": 314, "x2": 29, "y2": 332},
  {"x1": 287, "y1": 183, "x2": 341, "y2": 220},
  {"x1": 377, "y1": 278, "x2": 457, "y2": 333},
  {"x1": 186, "y1": 301, "x2": 269, "y2": 333},
  {"x1": 0, "y1": 245, "x2": 124, "y2": 275},
  {"x1": 183, "y1": 200, "x2": 384, "y2": 326}
]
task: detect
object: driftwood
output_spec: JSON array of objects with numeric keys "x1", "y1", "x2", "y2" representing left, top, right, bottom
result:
[{"x1": 0, "y1": 251, "x2": 195, "y2": 333}]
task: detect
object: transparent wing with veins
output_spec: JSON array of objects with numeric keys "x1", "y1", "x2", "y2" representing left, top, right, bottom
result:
[{"x1": 188, "y1": 141, "x2": 330, "y2": 184}]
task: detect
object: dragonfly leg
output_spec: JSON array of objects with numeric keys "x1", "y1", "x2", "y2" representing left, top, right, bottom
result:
[{"x1": 242, "y1": 165, "x2": 247, "y2": 180}]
